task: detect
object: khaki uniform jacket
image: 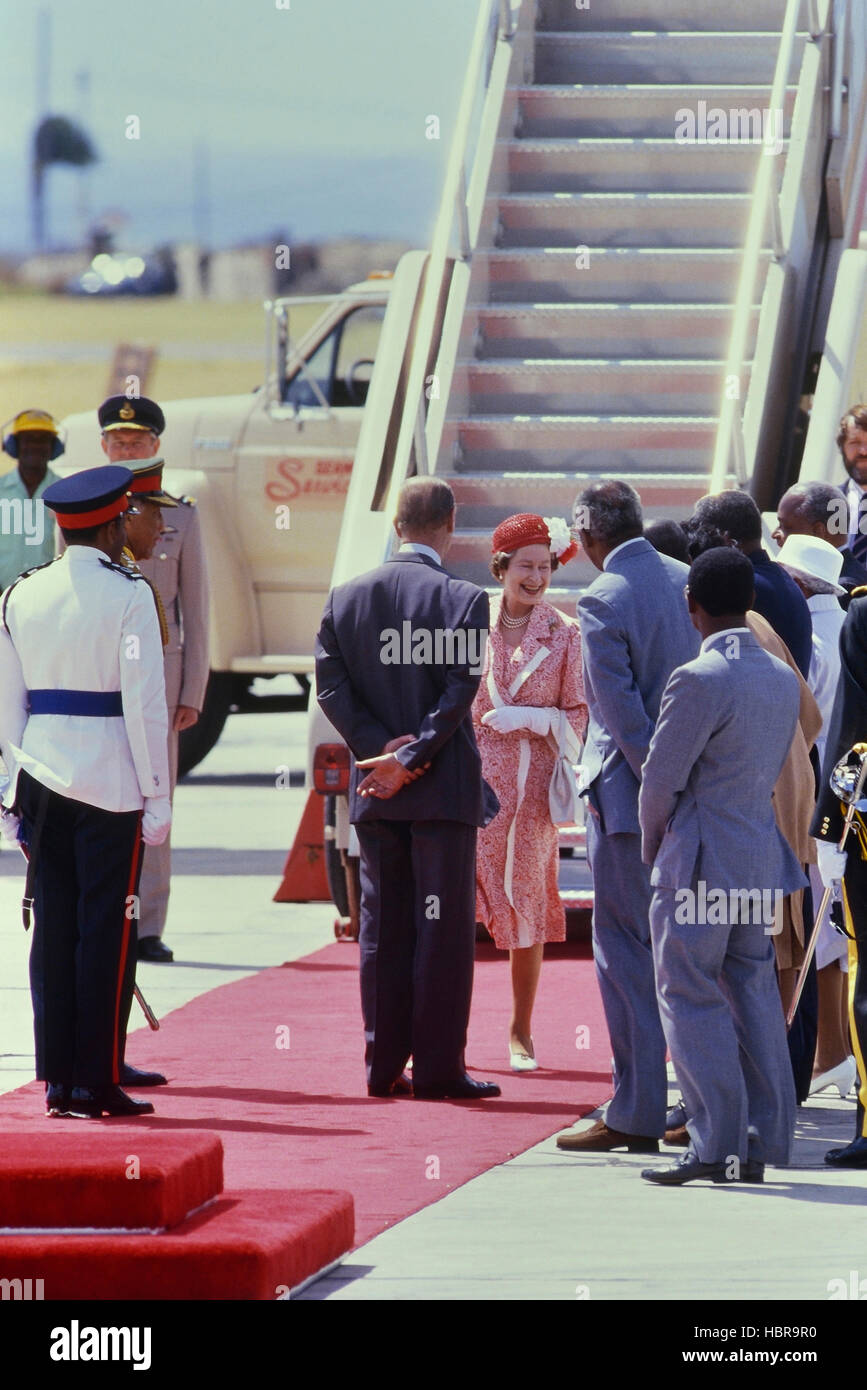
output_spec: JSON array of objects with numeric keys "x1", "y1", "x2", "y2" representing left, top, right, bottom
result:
[
  {"x1": 747, "y1": 610, "x2": 822, "y2": 970},
  {"x1": 138, "y1": 497, "x2": 209, "y2": 713}
]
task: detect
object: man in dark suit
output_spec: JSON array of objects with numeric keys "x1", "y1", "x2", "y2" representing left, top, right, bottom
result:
[
  {"x1": 315, "y1": 477, "x2": 500, "y2": 1101},
  {"x1": 836, "y1": 403, "x2": 867, "y2": 568},
  {"x1": 686, "y1": 490, "x2": 813, "y2": 678},
  {"x1": 773, "y1": 480, "x2": 867, "y2": 608}
]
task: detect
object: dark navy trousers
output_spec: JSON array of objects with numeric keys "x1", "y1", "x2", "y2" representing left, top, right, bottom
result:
[
  {"x1": 356, "y1": 818, "x2": 477, "y2": 1090},
  {"x1": 18, "y1": 769, "x2": 143, "y2": 1087}
]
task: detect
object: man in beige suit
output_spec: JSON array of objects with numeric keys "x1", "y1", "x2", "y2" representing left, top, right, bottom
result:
[{"x1": 99, "y1": 395, "x2": 210, "y2": 963}]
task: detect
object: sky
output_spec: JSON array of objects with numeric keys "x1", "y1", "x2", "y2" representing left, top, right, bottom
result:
[{"x1": 0, "y1": 0, "x2": 482, "y2": 255}]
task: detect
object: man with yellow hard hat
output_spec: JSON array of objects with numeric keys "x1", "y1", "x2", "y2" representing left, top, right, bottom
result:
[{"x1": 0, "y1": 409, "x2": 64, "y2": 591}]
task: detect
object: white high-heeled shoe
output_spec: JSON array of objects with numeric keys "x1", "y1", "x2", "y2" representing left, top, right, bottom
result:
[
  {"x1": 510, "y1": 1039, "x2": 538, "y2": 1072},
  {"x1": 809, "y1": 1055, "x2": 857, "y2": 1099}
]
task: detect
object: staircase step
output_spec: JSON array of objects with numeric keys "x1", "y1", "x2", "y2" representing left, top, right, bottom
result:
[
  {"x1": 490, "y1": 192, "x2": 758, "y2": 248},
  {"x1": 448, "y1": 470, "x2": 709, "y2": 524},
  {"x1": 506, "y1": 139, "x2": 778, "y2": 194},
  {"x1": 447, "y1": 414, "x2": 718, "y2": 472},
  {"x1": 453, "y1": 524, "x2": 700, "y2": 591},
  {"x1": 464, "y1": 302, "x2": 759, "y2": 359},
  {"x1": 535, "y1": 32, "x2": 804, "y2": 85},
  {"x1": 453, "y1": 359, "x2": 746, "y2": 416},
  {"x1": 475, "y1": 247, "x2": 766, "y2": 304},
  {"x1": 516, "y1": 83, "x2": 796, "y2": 138},
  {"x1": 453, "y1": 531, "x2": 597, "y2": 590},
  {"x1": 537, "y1": 0, "x2": 790, "y2": 33}
]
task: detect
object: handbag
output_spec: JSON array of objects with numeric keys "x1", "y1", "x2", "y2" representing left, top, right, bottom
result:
[
  {"x1": 486, "y1": 652, "x2": 582, "y2": 829},
  {"x1": 546, "y1": 710, "x2": 583, "y2": 828}
]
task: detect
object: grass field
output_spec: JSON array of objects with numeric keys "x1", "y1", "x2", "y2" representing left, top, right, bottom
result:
[{"x1": 0, "y1": 291, "x2": 327, "y2": 428}]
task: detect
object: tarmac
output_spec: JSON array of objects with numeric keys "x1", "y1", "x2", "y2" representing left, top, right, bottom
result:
[{"x1": 1, "y1": 695, "x2": 865, "y2": 1305}]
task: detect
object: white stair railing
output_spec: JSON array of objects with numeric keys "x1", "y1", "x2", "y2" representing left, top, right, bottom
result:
[{"x1": 710, "y1": 0, "x2": 836, "y2": 495}]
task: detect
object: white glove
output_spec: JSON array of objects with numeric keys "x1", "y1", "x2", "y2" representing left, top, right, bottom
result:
[
  {"x1": 815, "y1": 839, "x2": 847, "y2": 890},
  {"x1": 0, "y1": 807, "x2": 20, "y2": 845},
  {"x1": 142, "y1": 796, "x2": 172, "y2": 847},
  {"x1": 482, "y1": 706, "x2": 557, "y2": 736}
]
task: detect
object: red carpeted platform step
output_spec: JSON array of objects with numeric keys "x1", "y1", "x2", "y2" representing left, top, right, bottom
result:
[
  {"x1": 0, "y1": 1190, "x2": 353, "y2": 1299},
  {"x1": 0, "y1": 1132, "x2": 223, "y2": 1230}
]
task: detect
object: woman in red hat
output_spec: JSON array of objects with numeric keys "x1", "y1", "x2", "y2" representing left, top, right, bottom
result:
[{"x1": 474, "y1": 513, "x2": 588, "y2": 1070}]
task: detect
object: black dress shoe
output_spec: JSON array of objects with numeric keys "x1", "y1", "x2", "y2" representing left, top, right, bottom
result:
[
  {"x1": 121, "y1": 1063, "x2": 168, "y2": 1087},
  {"x1": 45, "y1": 1082, "x2": 72, "y2": 1117},
  {"x1": 412, "y1": 1074, "x2": 501, "y2": 1100},
  {"x1": 137, "y1": 937, "x2": 174, "y2": 962},
  {"x1": 825, "y1": 1136, "x2": 867, "y2": 1167},
  {"x1": 69, "y1": 1085, "x2": 154, "y2": 1118},
  {"x1": 368, "y1": 1072, "x2": 413, "y2": 1097},
  {"x1": 666, "y1": 1101, "x2": 687, "y2": 1130},
  {"x1": 642, "y1": 1150, "x2": 764, "y2": 1185}
]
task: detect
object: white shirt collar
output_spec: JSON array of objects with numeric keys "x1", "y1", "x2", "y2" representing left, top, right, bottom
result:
[
  {"x1": 399, "y1": 541, "x2": 441, "y2": 565},
  {"x1": 700, "y1": 625, "x2": 750, "y2": 653},
  {"x1": 65, "y1": 545, "x2": 112, "y2": 564},
  {"x1": 602, "y1": 536, "x2": 645, "y2": 570}
]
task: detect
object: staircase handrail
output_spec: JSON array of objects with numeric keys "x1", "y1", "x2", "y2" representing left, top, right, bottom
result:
[
  {"x1": 709, "y1": 0, "x2": 837, "y2": 494},
  {"x1": 327, "y1": 0, "x2": 524, "y2": 589}
]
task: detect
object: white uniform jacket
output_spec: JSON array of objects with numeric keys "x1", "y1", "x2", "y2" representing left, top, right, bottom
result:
[{"x1": 0, "y1": 547, "x2": 169, "y2": 812}]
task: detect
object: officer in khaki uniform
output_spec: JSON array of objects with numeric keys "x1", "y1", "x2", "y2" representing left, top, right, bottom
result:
[{"x1": 99, "y1": 395, "x2": 210, "y2": 963}]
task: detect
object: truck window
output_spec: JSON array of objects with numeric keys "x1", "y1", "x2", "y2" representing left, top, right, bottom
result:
[{"x1": 282, "y1": 304, "x2": 384, "y2": 408}]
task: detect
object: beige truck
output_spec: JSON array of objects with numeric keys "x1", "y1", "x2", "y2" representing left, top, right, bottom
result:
[{"x1": 58, "y1": 253, "x2": 428, "y2": 775}]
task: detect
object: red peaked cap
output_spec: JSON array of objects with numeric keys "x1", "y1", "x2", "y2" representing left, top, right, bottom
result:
[{"x1": 492, "y1": 513, "x2": 551, "y2": 555}]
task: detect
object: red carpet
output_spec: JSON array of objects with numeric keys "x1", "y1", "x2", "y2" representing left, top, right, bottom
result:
[{"x1": 0, "y1": 940, "x2": 612, "y2": 1252}]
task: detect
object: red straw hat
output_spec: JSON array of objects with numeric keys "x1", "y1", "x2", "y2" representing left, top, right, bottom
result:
[
  {"x1": 492, "y1": 513, "x2": 550, "y2": 554},
  {"x1": 491, "y1": 512, "x2": 578, "y2": 565}
]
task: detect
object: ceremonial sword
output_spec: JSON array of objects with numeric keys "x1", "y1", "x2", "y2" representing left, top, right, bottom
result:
[
  {"x1": 13, "y1": 832, "x2": 160, "y2": 1031},
  {"x1": 786, "y1": 742, "x2": 867, "y2": 1029}
]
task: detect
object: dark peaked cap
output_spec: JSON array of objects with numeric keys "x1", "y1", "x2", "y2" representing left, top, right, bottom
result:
[
  {"x1": 98, "y1": 395, "x2": 165, "y2": 435},
  {"x1": 43, "y1": 465, "x2": 133, "y2": 529}
]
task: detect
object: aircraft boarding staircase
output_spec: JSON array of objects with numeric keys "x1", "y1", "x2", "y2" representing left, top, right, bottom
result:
[{"x1": 318, "y1": 0, "x2": 867, "y2": 921}]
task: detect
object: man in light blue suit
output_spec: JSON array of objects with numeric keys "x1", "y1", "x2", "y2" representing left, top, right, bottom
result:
[
  {"x1": 558, "y1": 481, "x2": 699, "y2": 1154},
  {"x1": 639, "y1": 548, "x2": 804, "y2": 1185}
]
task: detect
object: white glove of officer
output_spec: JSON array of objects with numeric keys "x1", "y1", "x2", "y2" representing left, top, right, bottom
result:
[
  {"x1": 482, "y1": 705, "x2": 558, "y2": 737},
  {"x1": 142, "y1": 796, "x2": 172, "y2": 847},
  {"x1": 0, "y1": 807, "x2": 20, "y2": 845},
  {"x1": 815, "y1": 839, "x2": 847, "y2": 890}
]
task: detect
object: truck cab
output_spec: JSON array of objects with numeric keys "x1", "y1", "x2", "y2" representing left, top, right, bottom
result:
[{"x1": 58, "y1": 256, "x2": 426, "y2": 772}]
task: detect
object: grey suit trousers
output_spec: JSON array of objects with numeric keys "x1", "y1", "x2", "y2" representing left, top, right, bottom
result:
[
  {"x1": 650, "y1": 888, "x2": 796, "y2": 1165},
  {"x1": 586, "y1": 819, "x2": 668, "y2": 1137}
]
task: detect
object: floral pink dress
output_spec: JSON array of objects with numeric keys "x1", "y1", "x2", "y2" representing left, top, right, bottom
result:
[{"x1": 473, "y1": 597, "x2": 588, "y2": 949}]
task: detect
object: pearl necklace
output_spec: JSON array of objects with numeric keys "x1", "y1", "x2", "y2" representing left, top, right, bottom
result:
[{"x1": 500, "y1": 604, "x2": 531, "y2": 629}]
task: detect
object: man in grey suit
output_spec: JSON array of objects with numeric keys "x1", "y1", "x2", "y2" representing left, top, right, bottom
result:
[
  {"x1": 639, "y1": 548, "x2": 804, "y2": 1184},
  {"x1": 558, "y1": 481, "x2": 699, "y2": 1154}
]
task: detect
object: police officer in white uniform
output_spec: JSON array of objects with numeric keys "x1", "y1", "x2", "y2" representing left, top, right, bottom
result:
[
  {"x1": 98, "y1": 395, "x2": 210, "y2": 963},
  {"x1": 0, "y1": 466, "x2": 171, "y2": 1118}
]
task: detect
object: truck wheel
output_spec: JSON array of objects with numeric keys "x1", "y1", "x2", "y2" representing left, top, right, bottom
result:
[
  {"x1": 324, "y1": 794, "x2": 351, "y2": 918},
  {"x1": 177, "y1": 672, "x2": 236, "y2": 778}
]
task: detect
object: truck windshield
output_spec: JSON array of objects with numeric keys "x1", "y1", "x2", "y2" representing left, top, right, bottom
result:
[{"x1": 282, "y1": 304, "x2": 384, "y2": 408}]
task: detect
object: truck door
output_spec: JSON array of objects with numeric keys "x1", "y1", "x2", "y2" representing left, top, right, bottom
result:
[{"x1": 234, "y1": 301, "x2": 385, "y2": 659}]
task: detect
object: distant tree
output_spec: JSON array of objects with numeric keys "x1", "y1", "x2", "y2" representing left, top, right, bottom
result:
[{"x1": 32, "y1": 115, "x2": 97, "y2": 249}]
